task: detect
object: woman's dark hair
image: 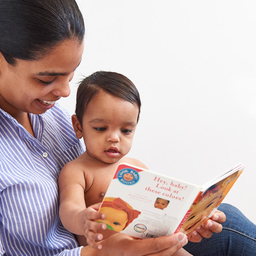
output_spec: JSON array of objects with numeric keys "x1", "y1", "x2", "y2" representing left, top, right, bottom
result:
[
  {"x1": 0, "y1": 0, "x2": 84, "y2": 65},
  {"x1": 75, "y1": 71, "x2": 141, "y2": 125}
]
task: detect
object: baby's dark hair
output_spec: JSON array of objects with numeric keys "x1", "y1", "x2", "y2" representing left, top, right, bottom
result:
[{"x1": 75, "y1": 71, "x2": 141, "y2": 125}]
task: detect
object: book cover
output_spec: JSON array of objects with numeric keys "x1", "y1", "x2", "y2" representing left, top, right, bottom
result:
[{"x1": 98, "y1": 163, "x2": 244, "y2": 238}]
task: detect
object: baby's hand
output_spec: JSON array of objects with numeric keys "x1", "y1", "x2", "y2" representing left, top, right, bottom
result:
[{"x1": 82, "y1": 203, "x2": 107, "y2": 249}]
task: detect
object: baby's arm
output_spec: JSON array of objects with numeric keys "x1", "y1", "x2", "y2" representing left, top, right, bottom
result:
[{"x1": 58, "y1": 161, "x2": 106, "y2": 249}]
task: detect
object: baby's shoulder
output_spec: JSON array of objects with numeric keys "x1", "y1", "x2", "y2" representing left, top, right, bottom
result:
[
  {"x1": 60, "y1": 154, "x2": 93, "y2": 177},
  {"x1": 121, "y1": 157, "x2": 148, "y2": 169},
  {"x1": 58, "y1": 155, "x2": 95, "y2": 189}
]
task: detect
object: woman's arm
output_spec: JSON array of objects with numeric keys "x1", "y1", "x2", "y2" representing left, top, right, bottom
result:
[
  {"x1": 81, "y1": 232, "x2": 188, "y2": 256},
  {"x1": 0, "y1": 239, "x2": 5, "y2": 256}
]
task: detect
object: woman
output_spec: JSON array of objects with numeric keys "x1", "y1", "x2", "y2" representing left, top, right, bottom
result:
[
  {"x1": 0, "y1": 0, "x2": 255, "y2": 255},
  {"x1": 0, "y1": 1, "x2": 188, "y2": 255}
]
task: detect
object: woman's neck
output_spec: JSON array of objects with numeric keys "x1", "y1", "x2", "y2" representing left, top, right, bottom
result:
[
  {"x1": 0, "y1": 96, "x2": 35, "y2": 137},
  {"x1": 13, "y1": 112, "x2": 35, "y2": 137}
]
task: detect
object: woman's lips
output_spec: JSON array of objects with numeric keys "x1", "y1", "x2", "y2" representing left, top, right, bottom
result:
[
  {"x1": 36, "y1": 99, "x2": 57, "y2": 110},
  {"x1": 38, "y1": 99, "x2": 57, "y2": 105}
]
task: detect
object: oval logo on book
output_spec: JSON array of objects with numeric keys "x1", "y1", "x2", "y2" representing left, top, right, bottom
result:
[
  {"x1": 117, "y1": 168, "x2": 140, "y2": 185},
  {"x1": 134, "y1": 223, "x2": 147, "y2": 233}
]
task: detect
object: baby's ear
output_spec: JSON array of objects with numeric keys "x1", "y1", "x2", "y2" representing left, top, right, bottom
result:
[{"x1": 72, "y1": 115, "x2": 83, "y2": 139}]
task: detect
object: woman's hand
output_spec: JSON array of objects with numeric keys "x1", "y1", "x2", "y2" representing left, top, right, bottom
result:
[
  {"x1": 81, "y1": 232, "x2": 188, "y2": 256},
  {"x1": 187, "y1": 210, "x2": 226, "y2": 242}
]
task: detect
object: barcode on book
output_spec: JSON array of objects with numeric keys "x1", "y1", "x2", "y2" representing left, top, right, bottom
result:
[{"x1": 145, "y1": 233, "x2": 155, "y2": 238}]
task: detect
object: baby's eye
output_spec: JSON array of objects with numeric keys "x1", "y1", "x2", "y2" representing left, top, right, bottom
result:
[
  {"x1": 205, "y1": 202, "x2": 214, "y2": 209},
  {"x1": 187, "y1": 215, "x2": 195, "y2": 221},
  {"x1": 94, "y1": 127, "x2": 107, "y2": 132},
  {"x1": 113, "y1": 222, "x2": 121, "y2": 226},
  {"x1": 122, "y1": 129, "x2": 132, "y2": 134}
]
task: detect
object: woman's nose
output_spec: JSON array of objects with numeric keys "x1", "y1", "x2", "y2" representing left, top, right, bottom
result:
[{"x1": 52, "y1": 79, "x2": 71, "y2": 98}]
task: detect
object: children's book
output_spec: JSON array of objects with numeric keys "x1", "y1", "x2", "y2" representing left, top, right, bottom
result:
[{"x1": 98, "y1": 163, "x2": 244, "y2": 238}]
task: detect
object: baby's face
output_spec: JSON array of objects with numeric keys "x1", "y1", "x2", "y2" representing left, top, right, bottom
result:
[
  {"x1": 181, "y1": 189, "x2": 223, "y2": 234},
  {"x1": 123, "y1": 173, "x2": 134, "y2": 181},
  {"x1": 154, "y1": 199, "x2": 168, "y2": 209},
  {"x1": 78, "y1": 90, "x2": 139, "y2": 164},
  {"x1": 99, "y1": 206, "x2": 128, "y2": 232}
]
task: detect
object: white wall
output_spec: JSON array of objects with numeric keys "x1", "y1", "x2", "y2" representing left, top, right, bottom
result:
[{"x1": 60, "y1": 0, "x2": 256, "y2": 223}]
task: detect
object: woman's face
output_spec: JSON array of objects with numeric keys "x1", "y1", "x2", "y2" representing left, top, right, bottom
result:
[{"x1": 0, "y1": 38, "x2": 84, "y2": 117}]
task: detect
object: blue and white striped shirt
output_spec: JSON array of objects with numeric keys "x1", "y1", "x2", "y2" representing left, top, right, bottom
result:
[{"x1": 0, "y1": 103, "x2": 84, "y2": 256}]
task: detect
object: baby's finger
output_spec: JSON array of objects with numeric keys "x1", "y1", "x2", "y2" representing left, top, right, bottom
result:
[
  {"x1": 86, "y1": 209, "x2": 105, "y2": 221},
  {"x1": 83, "y1": 222, "x2": 106, "y2": 245},
  {"x1": 84, "y1": 219, "x2": 107, "y2": 235},
  {"x1": 89, "y1": 202, "x2": 102, "y2": 211},
  {"x1": 84, "y1": 226, "x2": 103, "y2": 242},
  {"x1": 86, "y1": 236, "x2": 103, "y2": 250}
]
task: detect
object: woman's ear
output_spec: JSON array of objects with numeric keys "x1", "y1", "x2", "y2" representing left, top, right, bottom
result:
[{"x1": 72, "y1": 114, "x2": 83, "y2": 139}]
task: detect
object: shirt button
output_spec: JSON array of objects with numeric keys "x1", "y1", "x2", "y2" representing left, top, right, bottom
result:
[{"x1": 43, "y1": 152, "x2": 48, "y2": 158}]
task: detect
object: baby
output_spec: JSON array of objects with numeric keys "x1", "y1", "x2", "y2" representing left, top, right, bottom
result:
[
  {"x1": 154, "y1": 197, "x2": 170, "y2": 210},
  {"x1": 58, "y1": 71, "x2": 191, "y2": 256}
]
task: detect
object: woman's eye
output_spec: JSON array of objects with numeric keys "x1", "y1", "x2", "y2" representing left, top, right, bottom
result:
[
  {"x1": 122, "y1": 129, "x2": 132, "y2": 134},
  {"x1": 38, "y1": 79, "x2": 55, "y2": 85},
  {"x1": 94, "y1": 127, "x2": 107, "y2": 132}
]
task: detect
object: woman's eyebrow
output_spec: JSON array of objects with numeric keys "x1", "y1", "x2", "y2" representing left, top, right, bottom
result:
[
  {"x1": 36, "y1": 60, "x2": 82, "y2": 76},
  {"x1": 36, "y1": 71, "x2": 67, "y2": 76}
]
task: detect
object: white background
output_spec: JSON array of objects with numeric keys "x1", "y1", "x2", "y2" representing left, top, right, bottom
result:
[{"x1": 60, "y1": 0, "x2": 256, "y2": 223}]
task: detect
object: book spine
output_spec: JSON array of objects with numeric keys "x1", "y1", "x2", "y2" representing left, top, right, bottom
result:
[
  {"x1": 193, "y1": 191, "x2": 203, "y2": 204},
  {"x1": 174, "y1": 209, "x2": 192, "y2": 233}
]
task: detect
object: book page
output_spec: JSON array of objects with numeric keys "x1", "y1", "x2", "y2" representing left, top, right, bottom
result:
[
  {"x1": 202, "y1": 163, "x2": 244, "y2": 190},
  {"x1": 98, "y1": 163, "x2": 201, "y2": 238},
  {"x1": 178, "y1": 164, "x2": 244, "y2": 234}
]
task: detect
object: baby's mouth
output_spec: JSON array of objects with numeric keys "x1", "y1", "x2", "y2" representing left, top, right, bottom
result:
[
  {"x1": 106, "y1": 148, "x2": 119, "y2": 153},
  {"x1": 105, "y1": 148, "x2": 120, "y2": 157}
]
